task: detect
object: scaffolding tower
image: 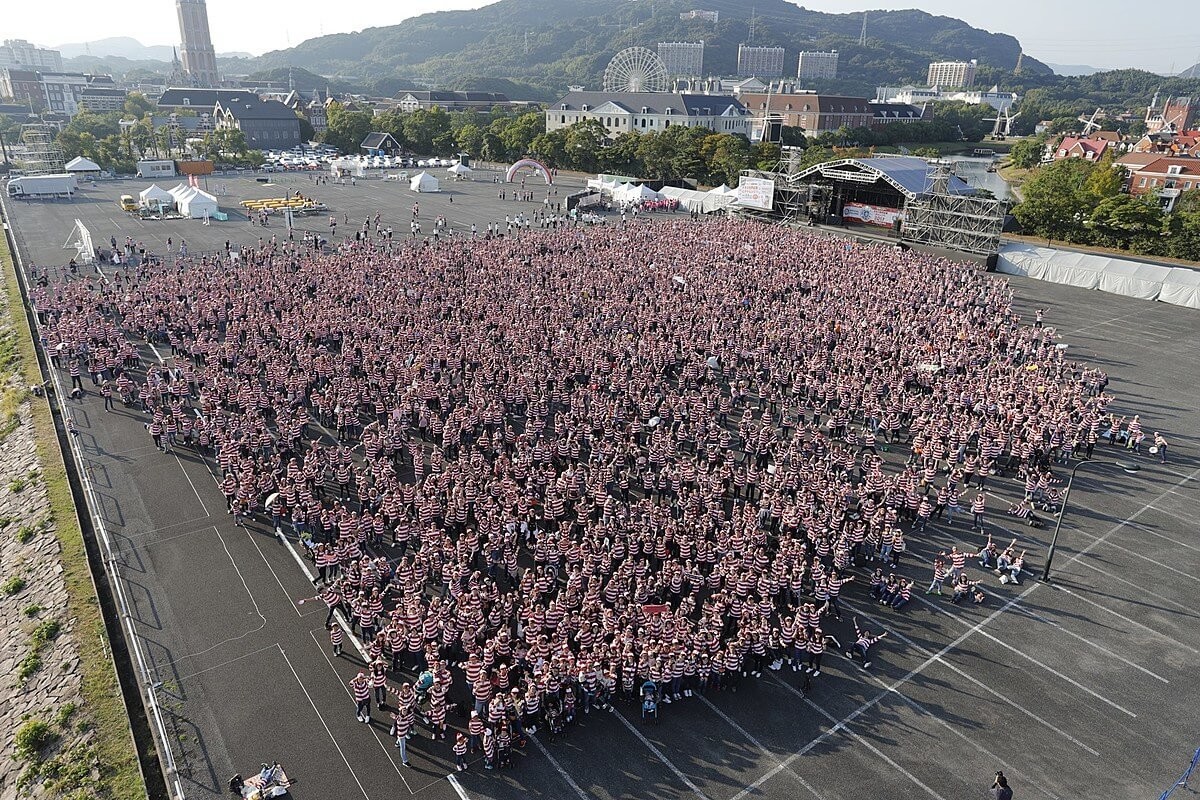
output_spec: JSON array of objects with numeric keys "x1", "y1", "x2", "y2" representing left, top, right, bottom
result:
[
  {"x1": 18, "y1": 124, "x2": 66, "y2": 175},
  {"x1": 735, "y1": 146, "x2": 830, "y2": 225},
  {"x1": 900, "y1": 163, "x2": 1005, "y2": 255}
]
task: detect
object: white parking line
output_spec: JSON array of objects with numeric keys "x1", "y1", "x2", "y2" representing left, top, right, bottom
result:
[
  {"x1": 1050, "y1": 584, "x2": 1200, "y2": 656},
  {"x1": 526, "y1": 734, "x2": 591, "y2": 800},
  {"x1": 610, "y1": 706, "x2": 711, "y2": 799},
  {"x1": 773, "y1": 677, "x2": 950, "y2": 800},
  {"x1": 697, "y1": 694, "x2": 825, "y2": 800},
  {"x1": 1068, "y1": 557, "x2": 1194, "y2": 614},
  {"x1": 840, "y1": 599, "x2": 1100, "y2": 756},
  {"x1": 279, "y1": 643, "x2": 373, "y2": 800},
  {"x1": 447, "y1": 774, "x2": 471, "y2": 800}
]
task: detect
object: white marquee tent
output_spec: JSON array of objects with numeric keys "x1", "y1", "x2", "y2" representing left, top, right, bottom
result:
[
  {"x1": 65, "y1": 156, "x2": 101, "y2": 175},
  {"x1": 180, "y1": 188, "x2": 219, "y2": 219},
  {"x1": 139, "y1": 184, "x2": 174, "y2": 208},
  {"x1": 447, "y1": 163, "x2": 472, "y2": 176},
  {"x1": 410, "y1": 171, "x2": 440, "y2": 193}
]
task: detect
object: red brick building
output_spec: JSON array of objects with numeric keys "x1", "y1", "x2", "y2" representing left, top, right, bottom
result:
[{"x1": 1123, "y1": 155, "x2": 1200, "y2": 212}]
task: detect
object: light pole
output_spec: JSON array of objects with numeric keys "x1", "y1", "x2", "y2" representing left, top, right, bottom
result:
[{"x1": 1040, "y1": 458, "x2": 1140, "y2": 582}]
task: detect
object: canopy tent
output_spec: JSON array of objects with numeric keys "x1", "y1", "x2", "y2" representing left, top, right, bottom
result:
[
  {"x1": 447, "y1": 163, "x2": 472, "y2": 176},
  {"x1": 139, "y1": 184, "x2": 174, "y2": 208},
  {"x1": 176, "y1": 187, "x2": 218, "y2": 218},
  {"x1": 997, "y1": 243, "x2": 1200, "y2": 309},
  {"x1": 410, "y1": 171, "x2": 440, "y2": 193},
  {"x1": 659, "y1": 185, "x2": 736, "y2": 213},
  {"x1": 65, "y1": 156, "x2": 101, "y2": 174},
  {"x1": 614, "y1": 183, "x2": 661, "y2": 204}
]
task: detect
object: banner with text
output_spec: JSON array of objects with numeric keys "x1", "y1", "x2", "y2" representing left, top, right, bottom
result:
[
  {"x1": 736, "y1": 177, "x2": 775, "y2": 211},
  {"x1": 843, "y1": 202, "x2": 902, "y2": 227}
]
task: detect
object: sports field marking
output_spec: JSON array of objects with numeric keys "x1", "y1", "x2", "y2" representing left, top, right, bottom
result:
[
  {"x1": 695, "y1": 693, "x2": 826, "y2": 800},
  {"x1": 279, "y1": 643, "x2": 374, "y2": 800},
  {"x1": 775, "y1": 678, "x2": 951, "y2": 800},
  {"x1": 610, "y1": 706, "x2": 712, "y2": 799},
  {"x1": 840, "y1": 599, "x2": 1100, "y2": 756}
]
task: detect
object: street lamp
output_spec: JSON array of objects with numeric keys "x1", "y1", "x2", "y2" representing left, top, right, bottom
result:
[{"x1": 1040, "y1": 458, "x2": 1140, "y2": 582}]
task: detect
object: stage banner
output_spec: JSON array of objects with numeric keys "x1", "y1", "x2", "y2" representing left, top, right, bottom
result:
[
  {"x1": 843, "y1": 202, "x2": 902, "y2": 227},
  {"x1": 736, "y1": 177, "x2": 775, "y2": 211}
]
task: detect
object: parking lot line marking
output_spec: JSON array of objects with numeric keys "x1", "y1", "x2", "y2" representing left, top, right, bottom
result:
[
  {"x1": 772, "y1": 677, "x2": 950, "y2": 800},
  {"x1": 284, "y1": 532, "x2": 369, "y2": 661},
  {"x1": 696, "y1": 694, "x2": 825, "y2": 800},
  {"x1": 279, "y1": 643, "x2": 373, "y2": 800},
  {"x1": 841, "y1": 600, "x2": 1100, "y2": 756},
  {"x1": 307, "y1": 629, "x2": 414, "y2": 792},
  {"x1": 1065, "y1": 533, "x2": 1200, "y2": 586},
  {"x1": 1049, "y1": 584, "x2": 1200, "y2": 656},
  {"x1": 1067, "y1": 557, "x2": 1195, "y2": 614},
  {"x1": 908, "y1": 591, "x2": 1137, "y2": 718},
  {"x1": 172, "y1": 641, "x2": 281, "y2": 684},
  {"x1": 446, "y1": 774, "x2": 470, "y2": 800},
  {"x1": 526, "y1": 733, "x2": 591, "y2": 800},
  {"x1": 174, "y1": 452, "x2": 210, "y2": 515},
  {"x1": 1008, "y1": 601, "x2": 1170, "y2": 684},
  {"x1": 1139, "y1": 507, "x2": 1200, "y2": 543},
  {"x1": 242, "y1": 522, "x2": 309, "y2": 618},
  {"x1": 610, "y1": 706, "x2": 711, "y2": 799}
]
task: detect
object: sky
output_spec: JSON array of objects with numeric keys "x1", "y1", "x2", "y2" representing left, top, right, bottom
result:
[{"x1": 5, "y1": 0, "x2": 1200, "y2": 74}]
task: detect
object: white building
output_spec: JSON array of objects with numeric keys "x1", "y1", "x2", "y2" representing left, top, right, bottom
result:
[
  {"x1": 737, "y1": 46, "x2": 786, "y2": 78},
  {"x1": 679, "y1": 10, "x2": 719, "y2": 23},
  {"x1": 875, "y1": 84, "x2": 1016, "y2": 112},
  {"x1": 546, "y1": 90, "x2": 751, "y2": 137},
  {"x1": 39, "y1": 73, "x2": 90, "y2": 115},
  {"x1": 0, "y1": 39, "x2": 62, "y2": 71},
  {"x1": 658, "y1": 42, "x2": 705, "y2": 78},
  {"x1": 797, "y1": 51, "x2": 838, "y2": 81},
  {"x1": 927, "y1": 59, "x2": 977, "y2": 89}
]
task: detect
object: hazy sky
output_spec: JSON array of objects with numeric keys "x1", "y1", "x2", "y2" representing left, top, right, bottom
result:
[{"x1": 6, "y1": 0, "x2": 1199, "y2": 74}]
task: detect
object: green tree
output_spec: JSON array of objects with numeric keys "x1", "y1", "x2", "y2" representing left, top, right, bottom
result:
[
  {"x1": 1081, "y1": 151, "x2": 1124, "y2": 207},
  {"x1": 1088, "y1": 194, "x2": 1164, "y2": 250},
  {"x1": 123, "y1": 92, "x2": 155, "y2": 119},
  {"x1": 323, "y1": 102, "x2": 375, "y2": 153},
  {"x1": 498, "y1": 111, "x2": 544, "y2": 161},
  {"x1": 296, "y1": 113, "x2": 316, "y2": 143},
  {"x1": 1012, "y1": 158, "x2": 1094, "y2": 243},
  {"x1": 563, "y1": 119, "x2": 607, "y2": 172},
  {"x1": 1008, "y1": 137, "x2": 1045, "y2": 169},
  {"x1": 404, "y1": 107, "x2": 453, "y2": 154},
  {"x1": 750, "y1": 142, "x2": 781, "y2": 170},
  {"x1": 455, "y1": 123, "x2": 485, "y2": 158},
  {"x1": 600, "y1": 132, "x2": 642, "y2": 175}
]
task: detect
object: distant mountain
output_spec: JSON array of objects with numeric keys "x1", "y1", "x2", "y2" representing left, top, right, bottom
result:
[
  {"x1": 1046, "y1": 63, "x2": 1105, "y2": 77},
  {"x1": 56, "y1": 37, "x2": 175, "y2": 62},
  {"x1": 251, "y1": 0, "x2": 1051, "y2": 99}
]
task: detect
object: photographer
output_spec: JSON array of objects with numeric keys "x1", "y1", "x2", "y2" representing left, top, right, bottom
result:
[{"x1": 990, "y1": 771, "x2": 1014, "y2": 800}]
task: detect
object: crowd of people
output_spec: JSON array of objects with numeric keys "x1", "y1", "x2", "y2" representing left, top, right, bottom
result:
[{"x1": 31, "y1": 217, "x2": 1137, "y2": 774}]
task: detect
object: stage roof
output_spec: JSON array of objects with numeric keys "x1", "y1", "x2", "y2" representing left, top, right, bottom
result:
[{"x1": 794, "y1": 156, "x2": 973, "y2": 200}]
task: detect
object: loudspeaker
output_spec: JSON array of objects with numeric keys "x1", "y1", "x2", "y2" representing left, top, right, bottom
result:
[{"x1": 985, "y1": 253, "x2": 999, "y2": 272}]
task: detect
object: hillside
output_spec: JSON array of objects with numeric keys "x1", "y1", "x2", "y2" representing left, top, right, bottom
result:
[{"x1": 253, "y1": 0, "x2": 1051, "y2": 100}]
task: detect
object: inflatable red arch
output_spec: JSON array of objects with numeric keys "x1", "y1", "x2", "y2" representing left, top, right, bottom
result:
[{"x1": 506, "y1": 158, "x2": 553, "y2": 184}]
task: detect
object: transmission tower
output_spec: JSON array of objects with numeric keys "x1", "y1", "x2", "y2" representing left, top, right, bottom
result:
[
  {"x1": 19, "y1": 124, "x2": 65, "y2": 176},
  {"x1": 748, "y1": 8, "x2": 757, "y2": 44},
  {"x1": 859, "y1": 13, "x2": 868, "y2": 46},
  {"x1": 1014, "y1": 51, "x2": 1024, "y2": 75}
]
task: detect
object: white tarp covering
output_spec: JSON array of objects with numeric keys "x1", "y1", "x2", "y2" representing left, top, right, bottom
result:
[
  {"x1": 65, "y1": 155, "x2": 101, "y2": 173},
  {"x1": 658, "y1": 185, "x2": 736, "y2": 213},
  {"x1": 997, "y1": 242, "x2": 1200, "y2": 308},
  {"x1": 1159, "y1": 269, "x2": 1200, "y2": 309},
  {"x1": 179, "y1": 188, "x2": 218, "y2": 218}
]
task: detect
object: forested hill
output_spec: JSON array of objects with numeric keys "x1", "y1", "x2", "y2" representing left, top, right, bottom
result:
[{"x1": 252, "y1": 0, "x2": 1051, "y2": 100}]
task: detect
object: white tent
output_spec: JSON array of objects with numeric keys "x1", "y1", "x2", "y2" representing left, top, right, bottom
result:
[
  {"x1": 447, "y1": 163, "x2": 472, "y2": 176},
  {"x1": 175, "y1": 187, "x2": 218, "y2": 218},
  {"x1": 410, "y1": 171, "x2": 440, "y2": 193},
  {"x1": 65, "y1": 156, "x2": 101, "y2": 174},
  {"x1": 139, "y1": 184, "x2": 174, "y2": 208},
  {"x1": 660, "y1": 185, "x2": 735, "y2": 213}
]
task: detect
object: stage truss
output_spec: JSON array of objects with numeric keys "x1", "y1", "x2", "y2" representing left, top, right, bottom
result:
[
  {"x1": 63, "y1": 219, "x2": 96, "y2": 265},
  {"x1": 734, "y1": 146, "x2": 829, "y2": 225},
  {"x1": 900, "y1": 164, "x2": 1005, "y2": 256}
]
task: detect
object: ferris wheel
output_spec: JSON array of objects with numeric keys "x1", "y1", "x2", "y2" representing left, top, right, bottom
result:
[{"x1": 603, "y1": 47, "x2": 670, "y2": 93}]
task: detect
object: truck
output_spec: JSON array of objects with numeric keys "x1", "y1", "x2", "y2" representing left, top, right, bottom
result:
[{"x1": 6, "y1": 173, "x2": 77, "y2": 198}]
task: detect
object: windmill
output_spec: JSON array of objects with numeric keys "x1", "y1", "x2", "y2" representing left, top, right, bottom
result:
[
  {"x1": 984, "y1": 107, "x2": 1021, "y2": 139},
  {"x1": 1079, "y1": 107, "x2": 1104, "y2": 135}
]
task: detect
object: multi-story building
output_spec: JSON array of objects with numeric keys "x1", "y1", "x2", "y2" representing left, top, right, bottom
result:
[
  {"x1": 1145, "y1": 95, "x2": 1195, "y2": 135},
  {"x1": 394, "y1": 90, "x2": 512, "y2": 113},
  {"x1": 927, "y1": 59, "x2": 977, "y2": 88},
  {"x1": 78, "y1": 83, "x2": 128, "y2": 113},
  {"x1": 157, "y1": 87, "x2": 256, "y2": 111},
  {"x1": 214, "y1": 96, "x2": 302, "y2": 149},
  {"x1": 0, "y1": 68, "x2": 44, "y2": 108},
  {"x1": 0, "y1": 40, "x2": 62, "y2": 71},
  {"x1": 284, "y1": 90, "x2": 327, "y2": 133},
  {"x1": 658, "y1": 42, "x2": 705, "y2": 78},
  {"x1": 679, "y1": 10, "x2": 719, "y2": 23},
  {"x1": 546, "y1": 90, "x2": 751, "y2": 137},
  {"x1": 736, "y1": 92, "x2": 873, "y2": 136},
  {"x1": 737, "y1": 46, "x2": 786, "y2": 78},
  {"x1": 797, "y1": 51, "x2": 839, "y2": 82},
  {"x1": 1122, "y1": 155, "x2": 1200, "y2": 212},
  {"x1": 177, "y1": 0, "x2": 220, "y2": 87},
  {"x1": 38, "y1": 72, "x2": 90, "y2": 114},
  {"x1": 875, "y1": 84, "x2": 1017, "y2": 112}
]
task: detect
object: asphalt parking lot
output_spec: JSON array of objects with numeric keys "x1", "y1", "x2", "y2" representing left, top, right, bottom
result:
[{"x1": 3, "y1": 177, "x2": 1199, "y2": 800}]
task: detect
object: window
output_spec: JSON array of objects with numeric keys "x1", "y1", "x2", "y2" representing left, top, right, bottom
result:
[
  {"x1": 560, "y1": 115, "x2": 565, "y2": 124},
  {"x1": 1168, "y1": 165, "x2": 1184, "y2": 175}
]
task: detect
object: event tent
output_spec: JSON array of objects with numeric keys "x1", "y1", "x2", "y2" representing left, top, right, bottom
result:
[
  {"x1": 447, "y1": 163, "x2": 472, "y2": 176},
  {"x1": 410, "y1": 171, "x2": 440, "y2": 193},
  {"x1": 139, "y1": 184, "x2": 174, "y2": 208},
  {"x1": 181, "y1": 189, "x2": 218, "y2": 219},
  {"x1": 659, "y1": 185, "x2": 736, "y2": 213},
  {"x1": 65, "y1": 156, "x2": 101, "y2": 175}
]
